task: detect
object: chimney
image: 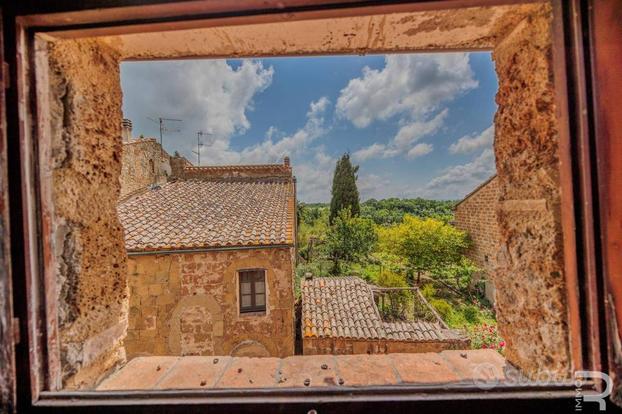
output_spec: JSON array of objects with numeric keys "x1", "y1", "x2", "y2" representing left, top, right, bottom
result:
[
  {"x1": 121, "y1": 118, "x2": 132, "y2": 142},
  {"x1": 283, "y1": 156, "x2": 290, "y2": 167}
]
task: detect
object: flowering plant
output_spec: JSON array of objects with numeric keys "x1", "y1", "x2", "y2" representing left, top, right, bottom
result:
[{"x1": 470, "y1": 322, "x2": 505, "y2": 353}]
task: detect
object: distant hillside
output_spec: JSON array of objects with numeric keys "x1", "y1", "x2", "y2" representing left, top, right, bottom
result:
[{"x1": 299, "y1": 198, "x2": 457, "y2": 226}]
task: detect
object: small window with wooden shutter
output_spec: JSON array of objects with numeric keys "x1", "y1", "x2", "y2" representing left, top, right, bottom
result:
[{"x1": 239, "y1": 270, "x2": 266, "y2": 313}]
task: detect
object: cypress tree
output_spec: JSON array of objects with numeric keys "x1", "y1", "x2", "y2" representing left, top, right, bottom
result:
[{"x1": 329, "y1": 153, "x2": 360, "y2": 224}]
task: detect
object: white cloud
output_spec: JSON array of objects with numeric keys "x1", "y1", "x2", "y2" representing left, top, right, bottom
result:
[
  {"x1": 352, "y1": 109, "x2": 445, "y2": 162},
  {"x1": 122, "y1": 59, "x2": 273, "y2": 163},
  {"x1": 336, "y1": 54, "x2": 478, "y2": 128},
  {"x1": 449, "y1": 125, "x2": 494, "y2": 154},
  {"x1": 393, "y1": 109, "x2": 448, "y2": 149},
  {"x1": 294, "y1": 148, "x2": 336, "y2": 202},
  {"x1": 265, "y1": 126, "x2": 280, "y2": 140},
  {"x1": 352, "y1": 143, "x2": 387, "y2": 162},
  {"x1": 307, "y1": 96, "x2": 330, "y2": 118},
  {"x1": 406, "y1": 143, "x2": 433, "y2": 159},
  {"x1": 234, "y1": 97, "x2": 330, "y2": 164},
  {"x1": 357, "y1": 173, "x2": 393, "y2": 201},
  {"x1": 419, "y1": 149, "x2": 496, "y2": 199}
]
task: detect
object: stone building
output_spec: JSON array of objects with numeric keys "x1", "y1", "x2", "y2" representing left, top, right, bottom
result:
[
  {"x1": 117, "y1": 159, "x2": 297, "y2": 358},
  {"x1": 301, "y1": 277, "x2": 468, "y2": 355},
  {"x1": 454, "y1": 175, "x2": 500, "y2": 304},
  {"x1": 119, "y1": 119, "x2": 172, "y2": 199}
]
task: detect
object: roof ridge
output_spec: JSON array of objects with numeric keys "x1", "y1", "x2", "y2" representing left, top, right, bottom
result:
[{"x1": 184, "y1": 163, "x2": 290, "y2": 171}]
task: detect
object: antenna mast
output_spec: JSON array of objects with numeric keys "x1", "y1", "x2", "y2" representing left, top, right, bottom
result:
[
  {"x1": 192, "y1": 131, "x2": 214, "y2": 166},
  {"x1": 148, "y1": 116, "x2": 182, "y2": 155}
]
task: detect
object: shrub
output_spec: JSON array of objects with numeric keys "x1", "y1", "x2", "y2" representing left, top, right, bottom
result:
[
  {"x1": 421, "y1": 283, "x2": 436, "y2": 299},
  {"x1": 429, "y1": 298, "x2": 453, "y2": 320},
  {"x1": 462, "y1": 304, "x2": 480, "y2": 324}
]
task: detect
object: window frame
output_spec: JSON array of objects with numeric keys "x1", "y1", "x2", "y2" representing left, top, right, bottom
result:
[
  {"x1": 4, "y1": 0, "x2": 609, "y2": 410},
  {"x1": 238, "y1": 269, "x2": 267, "y2": 314}
]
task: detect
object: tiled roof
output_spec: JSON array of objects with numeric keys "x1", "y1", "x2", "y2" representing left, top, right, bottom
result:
[
  {"x1": 118, "y1": 178, "x2": 295, "y2": 252},
  {"x1": 302, "y1": 277, "x2": 463, "y2": 342}
]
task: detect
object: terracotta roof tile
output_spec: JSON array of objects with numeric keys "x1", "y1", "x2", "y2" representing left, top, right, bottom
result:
[
  {"x1": 301, "y1": 276, "x2": 466, "y2": 343},
  {"x1": 118, "y1": 178, "x2": 295, "y2": 252}
]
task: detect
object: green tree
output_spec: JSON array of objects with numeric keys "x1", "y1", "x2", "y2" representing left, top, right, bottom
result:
[
  {"x1": 378, "y1": 215, "x2": 470, "y2": 284},
  {"x1": 329, "y1": 154, "x2": 360, "y2": 224},
  {"x1": 326, "y1": 209, "x2": 377, "y2": 274}
]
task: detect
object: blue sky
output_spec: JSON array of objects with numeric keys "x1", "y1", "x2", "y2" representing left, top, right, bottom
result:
[{"x1": 121, "y1": 52, "x2": 497, "y2": 202}]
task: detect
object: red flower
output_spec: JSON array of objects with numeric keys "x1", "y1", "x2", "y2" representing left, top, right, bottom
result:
[{"x1": 499, "y1": 341, "x2": 506, "y2": 347}]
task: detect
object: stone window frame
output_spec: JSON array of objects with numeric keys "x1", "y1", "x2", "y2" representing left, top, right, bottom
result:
[
  {"x1": 237, "y1": 268, "x2": 268, "y2": 315},
  {"x1": 8, "y1": 0, "x2": 606, "y2": 409}
]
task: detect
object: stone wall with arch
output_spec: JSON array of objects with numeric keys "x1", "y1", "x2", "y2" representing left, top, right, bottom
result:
[{"x1": 125, "y1": 247, "x2": 295, "y2": 359}]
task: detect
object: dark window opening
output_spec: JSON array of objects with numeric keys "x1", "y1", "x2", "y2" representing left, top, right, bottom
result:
[{"x1": 239, "y1": 269, "x2": 266, "y2": 313}]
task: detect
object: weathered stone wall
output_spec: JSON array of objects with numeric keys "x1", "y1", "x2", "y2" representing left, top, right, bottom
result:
[
  {"x1": 491, "y1": 4, "x2": 570, "y2": 378},
  {"x1": 45, "y1": 39, "x2": 128, "y2": 389},
  {"x1": 173, "y1": 160, "x2": 292, "y2": 181},
  {"x1": 169, "y1": 154, "x2": 193, "y2": 178},
  {"x1": 303, "y1": 337, "x2": 468, "y2": 356},
  {"x1": 454, "y1": 176, "x2": 501, "y2": 274},
  {"x1": 125, "y1": 247, "x2": 295, "y2": 358},
  {"x1": 119, "y1": 138, "x2": 171, "y2": 199}
]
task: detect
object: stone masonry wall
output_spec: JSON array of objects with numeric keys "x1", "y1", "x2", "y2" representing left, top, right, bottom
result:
[
  {"x1": 125, "y1": 247, "x2": 295, "y2": 358},
  {"x1": 45, "y1": 39, "x2": 128, "y2": 389},
  {"x1": 454, "y1": 176, "x2": 501, "y2": 275},
  {"x1": 491, "y1": 3, "x2": 570, "y2": 378},
  {"x1": 119, "y1": 138, "x2": 171, "y2": 199}
]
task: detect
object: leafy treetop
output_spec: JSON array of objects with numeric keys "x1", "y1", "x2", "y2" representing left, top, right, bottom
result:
[{"x1": 377, "y1": 215, "x2": 470, "y2": 284}]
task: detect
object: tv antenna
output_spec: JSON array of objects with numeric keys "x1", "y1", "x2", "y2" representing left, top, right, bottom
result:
[
  {"x1": 147, "y1": 116, "x2": 182, "y2": 154},
  {"x1": 192, "y1": 131, "x2": 215, "y2": 166}
]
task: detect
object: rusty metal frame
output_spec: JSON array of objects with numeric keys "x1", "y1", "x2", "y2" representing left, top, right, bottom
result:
[{"x1": 7, "y1": 0, "x2": 604, "y2": 410}]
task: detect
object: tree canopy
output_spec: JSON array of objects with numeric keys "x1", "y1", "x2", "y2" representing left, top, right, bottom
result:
[
  {"x1": 361, "y1": 198, "x2": 455, "y2": 225},
  {"x1": 377, "y1": 215, "x2": 470, "y2": 284},
  {"x1": 329, "y1": 154, "x2": 360, "y2": 224},
  {"x1": 326, "y1": 209, "x2": 377, "y2": 274}
]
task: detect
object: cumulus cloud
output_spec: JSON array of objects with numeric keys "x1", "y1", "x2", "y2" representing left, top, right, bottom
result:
[
  {"x1": 234, "y1": 97, "x2": 330, "y2": 164},
  {"x1": 406, "y1": 143, "x2": 434, "y2": 159},
  {"x1": 352, "y1": 143, "x2": 388, "y2": 162},
  {"x1": 357, "y1": 174, "x2": 393, "y2": 200},
  {"x1": 307, "y1": 96, "x2": 330, "y2": 118},
  {"x1": 352, "y1": 109, "x2": 446, "y2": 162},
  {"x1": 419, "y1": 149, "x2": 496, "y2": 199},
  {"x1": 393, "y1": 109, "x2": 447, "y2": 149},
  {"x1": 294, "y1": 148, "x2": 336, "y2": 202},
  {"x1": 122, "y1": 59, "x2": 273, "y2": 162},
  {"x1": 336, "y1": 54, "x2": 478, "y2": 128},
  {"x1": 449, "y1": 125, "x2": 494, "y2": 154}
]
